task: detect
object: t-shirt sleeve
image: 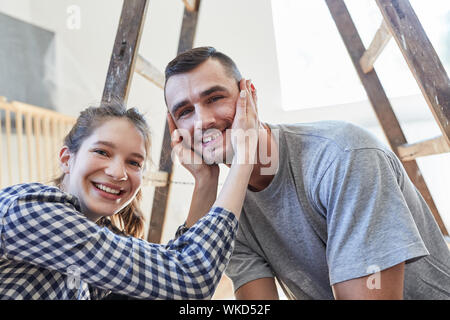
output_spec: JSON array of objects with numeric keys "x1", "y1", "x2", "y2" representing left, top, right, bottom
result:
[
  {"x1": 317, "y1": 148, "x2": 429, "y2": 285},
  {"x1": 225, "y1": 224, "x2": 275, "y2": 292}
]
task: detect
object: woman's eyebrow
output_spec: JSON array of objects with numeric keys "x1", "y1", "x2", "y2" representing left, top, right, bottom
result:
[
  {"x1": 94, "y1": 140, "x2": 115, "y2": 148},
  {"x1": 93, "y1": 141, "x2": 145, "y2": 160}
]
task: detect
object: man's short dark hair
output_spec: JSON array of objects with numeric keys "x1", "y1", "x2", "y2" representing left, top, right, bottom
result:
[{"x1": 164, "y1": 46, "x2": 242, "y2": 99}]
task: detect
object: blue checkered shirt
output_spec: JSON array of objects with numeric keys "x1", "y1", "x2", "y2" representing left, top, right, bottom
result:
[{"x1": 0, "y1": 183, "x2": 238, "y2": 300}]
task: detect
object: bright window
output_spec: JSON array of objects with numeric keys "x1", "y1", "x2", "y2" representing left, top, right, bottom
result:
[{"x1": 271, "y1": 0, "x2": 450, "y2": 111}]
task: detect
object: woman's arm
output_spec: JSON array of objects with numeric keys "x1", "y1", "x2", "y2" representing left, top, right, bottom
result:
[
  {"x1": 167, "y1": 113, "x2": 220, "y2": 228},
  {"x1": 214, "y1": 79, "x2": 258, "y2": 216},
  {"x1": 1, "y1": 189, "x2": 237, "y2": 300},
  {"x1": 185, "y1": 172, "x2": 218, "y2": 227},
  {"x1": 1, "y1": 80, "x2": 258, "y2": 299}
]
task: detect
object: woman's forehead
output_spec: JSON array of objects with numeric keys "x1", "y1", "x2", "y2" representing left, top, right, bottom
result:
[{"x1": 85, "y1": 118, "x2": 147, "y2": 156}]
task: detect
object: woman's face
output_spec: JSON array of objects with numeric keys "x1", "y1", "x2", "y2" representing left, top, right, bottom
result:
[{"x1": 61, "y1": 118, "x2": 146, "y2": 221}]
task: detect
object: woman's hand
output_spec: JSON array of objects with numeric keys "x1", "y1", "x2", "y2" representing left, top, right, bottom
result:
[
  {"x1": 168, "y1": 113, "x2": 219, "y2": 227},
  {"x1": 212, "y1": 78, "x2": 259, "y2": 217},
  {"x1": 167, "y1": 113, "x2": 220, "y2": 182},
  {"x1": 230, "y1": 79, "x2": 259, "y2": 166}
]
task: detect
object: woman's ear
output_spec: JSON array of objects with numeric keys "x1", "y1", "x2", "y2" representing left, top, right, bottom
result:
[{"x1": 59, "y1": 146, "x2": 72, "y2": 174}]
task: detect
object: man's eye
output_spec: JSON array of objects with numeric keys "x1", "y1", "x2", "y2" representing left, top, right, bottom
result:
[
  {"x1": 207, "y1": 96, "x2": 223, "y2": 103},
  {"x1": 178, "y1": 108, "x2": 193, "y2": 119}
]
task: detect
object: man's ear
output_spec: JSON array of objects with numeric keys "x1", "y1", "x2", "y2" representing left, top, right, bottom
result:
[{"x1": 59, "y1": 146, "x2": 72, "y2": 174}]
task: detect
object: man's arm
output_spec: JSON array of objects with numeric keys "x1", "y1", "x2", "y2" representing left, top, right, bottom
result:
[
  {"x1": 235, "y1": 277, "x2": 279, "y2": 300},
  {"x1": 332, "y1": 262, "x2": 405, "y2": 300}
]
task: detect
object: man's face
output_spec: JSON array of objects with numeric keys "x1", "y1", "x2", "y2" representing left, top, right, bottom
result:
[{"x1": 165, "y1": 59, "x2": 240, "y2": 164}]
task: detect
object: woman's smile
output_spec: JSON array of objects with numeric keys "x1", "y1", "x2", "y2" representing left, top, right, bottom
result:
[{"x1": 91, "y1": 181, "x2": 126, "y2": 201}]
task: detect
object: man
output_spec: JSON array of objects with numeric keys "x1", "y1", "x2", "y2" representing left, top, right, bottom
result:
[{"x1": 164, "y1": 46, "x2": 450, "y2": 300}]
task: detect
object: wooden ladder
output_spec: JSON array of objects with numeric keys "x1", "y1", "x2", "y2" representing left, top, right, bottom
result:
[
  {"x1": 325, "y1": 0, "x2": 449, "y2": 236},
  {"x1": 101, "y1": 0, "x2": 449, "y2": 242},
  {"x1": 100, "y1": 0, "x2": 201, "y2": 243}
]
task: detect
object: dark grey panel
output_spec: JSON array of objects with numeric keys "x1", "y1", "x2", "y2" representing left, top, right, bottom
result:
[{"x1": 0, "y1": 13, "x2": 56, "y2": 110}]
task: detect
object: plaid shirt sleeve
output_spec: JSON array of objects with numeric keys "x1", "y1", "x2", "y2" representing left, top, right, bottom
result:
[{"x1": 0, "y1": 185, "x2": 238, "y2": 299}]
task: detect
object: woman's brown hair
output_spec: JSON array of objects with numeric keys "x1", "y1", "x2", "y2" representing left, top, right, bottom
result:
[{"x1": 54, "y1": 102, "x2": 151, "y2": 239}]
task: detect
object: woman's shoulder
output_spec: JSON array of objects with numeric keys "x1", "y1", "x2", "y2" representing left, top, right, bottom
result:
[
  {"x1": 0, "y1": 182, "x2": 80, "y2": 212},
  {"x1": 1, "y1": 182, "x2": 59, "y2": 198}
]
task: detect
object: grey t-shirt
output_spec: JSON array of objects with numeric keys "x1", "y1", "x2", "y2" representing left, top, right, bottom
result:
[{"x1": 225, "y1": 121, "x2": 450, "y2": 299}]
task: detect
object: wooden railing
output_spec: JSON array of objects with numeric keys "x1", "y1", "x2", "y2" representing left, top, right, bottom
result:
[{"x1": 0, "y1": 97, "x2": 76, "y2": 188}]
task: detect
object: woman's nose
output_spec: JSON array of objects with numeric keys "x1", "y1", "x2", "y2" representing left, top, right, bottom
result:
[{"x1": 105, "y1": 159, "x2": 127, "y2": 181}]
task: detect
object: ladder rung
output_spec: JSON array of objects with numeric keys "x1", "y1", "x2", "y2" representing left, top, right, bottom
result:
[
  {"x1": 143, "y1": 171, "x2": 169, "y2": 187},
  {"x1": 359, "y1": 20, "x2": 392, "y2": 74},
  {"x1": 397, "y1": 136, "x2": 450, "y2": 161},
  {"x1": 182, "y1": 0, "x2": 199, "y2": 12},
  {"x1": 135, "y1": 54, "x2": 164, "y2": 89}
]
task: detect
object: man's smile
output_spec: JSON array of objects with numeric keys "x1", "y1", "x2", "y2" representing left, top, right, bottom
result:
[{"x1": 201, "y1": 128, "x2": 227, "y2": 148}]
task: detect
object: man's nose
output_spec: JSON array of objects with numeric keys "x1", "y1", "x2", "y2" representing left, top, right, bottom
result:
[
  {"x1": 195, "y1": 106, "x2": 216, "y2": 129},
  {"x1": 105, "y1": 159, "x2": 128, "y2": 181}
]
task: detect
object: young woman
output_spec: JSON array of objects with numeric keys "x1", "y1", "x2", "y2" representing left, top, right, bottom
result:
[{"x1": 0, "y1": 80, "x2": 258, "y2": 300}]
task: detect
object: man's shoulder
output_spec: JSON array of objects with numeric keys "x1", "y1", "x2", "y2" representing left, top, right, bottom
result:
[{"x1": 269, "y1": 120, "x2": 388, "y2": 152}]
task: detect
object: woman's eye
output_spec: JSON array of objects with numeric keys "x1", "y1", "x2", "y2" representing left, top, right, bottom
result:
[
  {"x1": 94, "y1": 149, "x2": 108, "y2": 157},
  {"x1": 129, "y1": 160, "x2": 142, "y2": 168}
]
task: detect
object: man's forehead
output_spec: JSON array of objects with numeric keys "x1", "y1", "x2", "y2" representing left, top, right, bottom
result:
[
  {"x1": 167, "y1": 60, "x2": 231, "y2": 87},
  {"x1": 165, "y1": 61, "x2": 237, "y2": 108}
]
